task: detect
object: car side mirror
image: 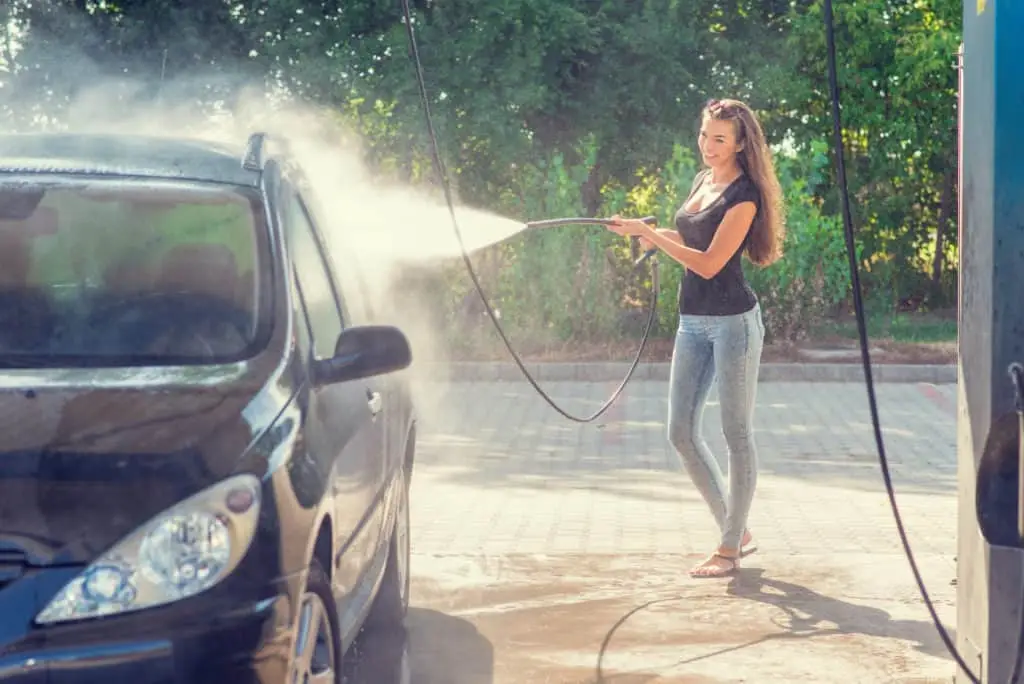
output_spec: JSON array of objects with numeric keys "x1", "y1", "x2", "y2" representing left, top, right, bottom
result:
[{"x1": 311, "y1": 325, "x2": 412, "y2": 386}]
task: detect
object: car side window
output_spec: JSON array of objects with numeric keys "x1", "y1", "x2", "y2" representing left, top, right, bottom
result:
[
  {"x1": 286, "y1": 190, "x2": 344, "y2": 361},
  {"x1": 289, "y1": 177, "x2": 368, "y2": 324}
]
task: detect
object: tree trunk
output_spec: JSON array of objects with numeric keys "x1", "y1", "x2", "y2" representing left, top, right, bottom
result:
[
  {"x1": 931, "y1": 165, "x2": 956, "y2": 304},
  {"x1": 581, "y1": 156, "x2": 604, "y2": 216}
]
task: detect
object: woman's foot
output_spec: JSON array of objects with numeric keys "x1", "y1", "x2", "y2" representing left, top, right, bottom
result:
[
  {"x1": 741, "y1": 529, "x2": 757, "y2": 557},
  {"x1": 689, "y1": 531, "x2": 755, "y2": 579},
  {"x1": 689, "y1": 551, "x2": 740, "y2": 578}
]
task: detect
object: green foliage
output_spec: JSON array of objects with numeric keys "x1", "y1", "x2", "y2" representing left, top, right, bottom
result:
[
  {"x1": 493, "y1": 144, "x2": 620, "y2": 341},
  {"x1": 429, "y1": 139, "x2": 853, "y2": 351},
  {"x1": 0, "y1": 0, "x2": 963, "y2": 354},
  {"x1": 745, "y1": 140, "x2": 851, "y2": 343},
  {"x1": 597, "y1": 143, "x2": 701, "y2": 337},
  {"x1": 454, "y1": 140, "x2": 628, "y2": 348},
  {"x1": 759, "y1": 0, "x2": 961, "y2": 308}
]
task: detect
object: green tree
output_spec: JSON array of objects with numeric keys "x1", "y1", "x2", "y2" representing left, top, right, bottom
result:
[
  {"x1": 755, "y1": 0, "x2": 961, "y2": 307},
  {"x1": 0, "y1": 0, "x2": 963, "y2": 350}
]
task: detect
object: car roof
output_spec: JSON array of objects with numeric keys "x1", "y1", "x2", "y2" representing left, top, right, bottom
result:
[{"x1": 0, "y1": 133, "x2": 264, "y2": 188}]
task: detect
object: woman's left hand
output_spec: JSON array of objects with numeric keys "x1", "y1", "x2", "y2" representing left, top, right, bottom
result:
[{"x1": 607, "y1": 214, "x2": 653, "y2": 237}]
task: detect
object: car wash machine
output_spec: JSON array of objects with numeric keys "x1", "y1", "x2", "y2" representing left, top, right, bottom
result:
[{"x1": 956, "y1": 1, "x2": 1024, "y2": 681}]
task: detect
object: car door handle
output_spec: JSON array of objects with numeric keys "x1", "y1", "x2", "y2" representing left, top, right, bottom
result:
[{"x1": 366, "y1": 390, "x2": 382, "y2": 416}]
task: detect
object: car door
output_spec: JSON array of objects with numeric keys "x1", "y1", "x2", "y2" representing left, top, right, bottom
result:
[
  {"x1": 315, "y1": 219, "x2": 399, "y2": 484},
  {"x1": 290, "y1": 179, "x2": 397, "y2": 543},
  {"x1": 284, "y1": 186, "x2": 386, "y2": 595}
]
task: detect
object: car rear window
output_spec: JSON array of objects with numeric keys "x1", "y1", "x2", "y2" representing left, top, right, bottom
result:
[{"x1": 0, "y1": 178, "x2": 271, "y2": 367}]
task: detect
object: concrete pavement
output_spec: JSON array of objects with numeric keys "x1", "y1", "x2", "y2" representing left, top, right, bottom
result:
[{"x1": 352, "y1": 379, "x2": 960, "y2": 683}]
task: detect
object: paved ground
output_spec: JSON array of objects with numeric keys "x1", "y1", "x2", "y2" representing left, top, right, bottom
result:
[{"x1": 346, "y1": 380, "x2": 959, "y2": 684}]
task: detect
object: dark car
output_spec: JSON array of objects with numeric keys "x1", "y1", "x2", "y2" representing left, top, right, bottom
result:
[{"x1": 0, "y1": 131, "x2": 417, "y2": 683}]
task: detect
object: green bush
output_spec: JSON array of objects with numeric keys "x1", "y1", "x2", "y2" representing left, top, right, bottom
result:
[
  {"x1": 491, "y1": 141, "x2": 624, "y2": 342},
  {"x1": 420, "y1": 137, "x2": 857, "y2": 356},
  {"x1": 597, "y1": 142, "x2": 700, "y2": 338},
  {"x1": 744, "y1": 140, "x2": 852, "y2": 343}
]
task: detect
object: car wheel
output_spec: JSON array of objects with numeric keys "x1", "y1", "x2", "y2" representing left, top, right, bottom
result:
[
  {"x1": 291, "y1": 557, "x2": 342, "y2": 684},
  {"x1": 365, "y1": 465, "x2": 410, "y2": 629}
]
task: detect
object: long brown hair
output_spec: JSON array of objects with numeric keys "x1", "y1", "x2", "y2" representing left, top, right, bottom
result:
[{"x1": 703, "y1": 98, "x2": 786, "y2": 266}]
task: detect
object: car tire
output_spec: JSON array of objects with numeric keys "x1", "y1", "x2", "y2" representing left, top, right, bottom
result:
[
  {"x1": 290, "y1": 557, "x2": 342, "y2": 684},
  {"x1": 364, "y1": 465, "x2": 411, "y2": 630}
]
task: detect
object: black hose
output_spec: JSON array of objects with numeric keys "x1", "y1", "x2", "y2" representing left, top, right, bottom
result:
[
  {"x1": 400, "y1": 0, "x2": 660, "y2": 423},
  {"x1": 822, "y1": 1, "x2": 980, "y2": 681}
]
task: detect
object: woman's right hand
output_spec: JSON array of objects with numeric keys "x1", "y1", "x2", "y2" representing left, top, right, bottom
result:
[{"x1": 607, "y1": 214, "x2": 651, "y2": 237}]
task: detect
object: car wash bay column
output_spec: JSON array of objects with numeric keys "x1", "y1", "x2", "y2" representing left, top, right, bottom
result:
[{"x1": 956, "y1": 1, "x2": 1024, "y2": 681}]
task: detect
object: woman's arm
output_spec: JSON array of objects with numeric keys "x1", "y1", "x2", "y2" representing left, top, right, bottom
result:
[
  {"x1": 640, "y1": 228, "x2": 683, "y2": 251},
  {"x1": 656, "y1": 228, "x2": 683, "y2": 245},
  {"x1": 614, "y1": 203, "x2": 757, "y2": 279}
]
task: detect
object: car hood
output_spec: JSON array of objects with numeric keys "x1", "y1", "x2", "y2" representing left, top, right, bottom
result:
[{"x1": 0, "y1": 378, "x2": 270, "y2": 567}]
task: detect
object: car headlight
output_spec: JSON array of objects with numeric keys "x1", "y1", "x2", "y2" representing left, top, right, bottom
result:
[{"x1": 35, "y1": 474, "x2": 262, "y2": 625}]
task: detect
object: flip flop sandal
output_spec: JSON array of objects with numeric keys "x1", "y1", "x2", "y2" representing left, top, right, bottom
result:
[
  {"x1": 689, "y1": 553, "x2": 739, "y2": 579},
  {"x1": 740, "y1": 529, "x2": 758, "y2": 558}
]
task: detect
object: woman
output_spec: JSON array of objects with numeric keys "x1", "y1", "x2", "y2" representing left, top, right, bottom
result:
[{"x1": 609, "y1": 98, "x2": 785, "y2": 578}]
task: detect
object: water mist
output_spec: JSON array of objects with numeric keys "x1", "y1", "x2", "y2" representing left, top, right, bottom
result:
[{"x1": 2, "y1": 76, "x2": 533, "y2": 426}]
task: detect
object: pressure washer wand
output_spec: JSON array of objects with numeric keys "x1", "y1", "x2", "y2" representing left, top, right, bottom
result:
[{"x1": 523, "y1": 215, "x2": 660, "y2": 267}]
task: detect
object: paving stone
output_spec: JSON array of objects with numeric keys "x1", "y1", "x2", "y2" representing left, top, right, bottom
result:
[{"x1": 397, "y1": 380, "x2": 960, "y2": 683}]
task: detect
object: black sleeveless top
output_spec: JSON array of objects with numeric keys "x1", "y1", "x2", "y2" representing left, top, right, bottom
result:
[{"x1": 674, "y1": 169, "x2": 761, "y2": 316}]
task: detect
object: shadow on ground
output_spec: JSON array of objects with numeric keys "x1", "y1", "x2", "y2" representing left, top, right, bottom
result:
[
  {"x1": 342, "y1": 607, "x2": 494, "y2": 684},
  {"x1": 724, "y1": 568, "x2": 951, "y2": 660},
  {"x1": 582, "y1": 567, "x2": 952, "y2": 682}
]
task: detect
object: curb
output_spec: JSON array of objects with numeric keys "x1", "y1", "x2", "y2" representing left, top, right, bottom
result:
[{"x1": 415, "y1": 362, "x2": 957, "y2": 384}]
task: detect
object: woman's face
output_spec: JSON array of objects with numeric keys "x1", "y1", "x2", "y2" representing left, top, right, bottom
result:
[{"x1": 698, "y1": 116, "x2": 743, "y2": 170}]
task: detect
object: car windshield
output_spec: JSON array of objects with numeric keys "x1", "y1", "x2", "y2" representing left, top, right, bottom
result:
[{"x1": 0, "y1": 178, "x2": 270, "y2": 368}]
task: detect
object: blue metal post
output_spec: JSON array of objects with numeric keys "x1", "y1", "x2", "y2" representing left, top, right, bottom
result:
[{"x1": 957, "y1": 1, "x2": 1024, "y2": 680}]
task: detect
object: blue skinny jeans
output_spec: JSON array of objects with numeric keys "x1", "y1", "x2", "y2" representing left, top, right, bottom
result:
[{"x1": 667, "y1": 304, "x2": 765, "y2": 552}]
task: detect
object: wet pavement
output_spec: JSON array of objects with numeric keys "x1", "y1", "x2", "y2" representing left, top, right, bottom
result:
[{"x1": 347, "y1": 380, "x2": 958, "y2": 683}]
